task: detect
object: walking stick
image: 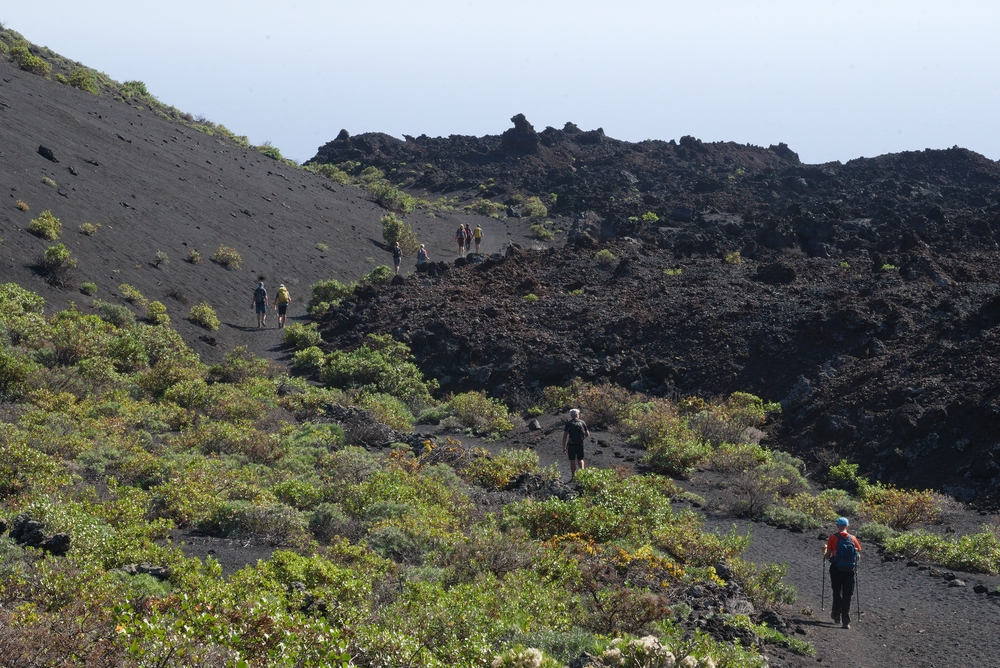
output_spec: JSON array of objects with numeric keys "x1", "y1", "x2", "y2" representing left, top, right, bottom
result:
[
  {"x1": 855, "y1": 569, "x2": 861, "y2": 623},
  {"x1": 820, "y1": 556, "x2": 825, "y2": 611}
]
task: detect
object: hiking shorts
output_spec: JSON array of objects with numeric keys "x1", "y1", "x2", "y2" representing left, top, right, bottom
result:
[
  {"x1": 394, "y1": 256, "x2": 401, "y2": 267},
  {"x1": 255, "y1": 301, "x2": 267, "y2": 314},
  {"x1": 567, "y1": 441, "x2": 585, "y2": 461},
  {"x1": 277, "y1": 303, "x2": 288, "y2": 316}
]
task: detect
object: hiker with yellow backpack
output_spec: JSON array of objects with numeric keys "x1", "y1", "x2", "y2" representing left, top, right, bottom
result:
[{"x1": 274, "y1": 284, "x2": 291, "y2": 329}]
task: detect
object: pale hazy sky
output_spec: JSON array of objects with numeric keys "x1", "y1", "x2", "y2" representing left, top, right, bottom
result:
[{"x1": 5, "y1": 2, "x2": 998, "y2": 165}]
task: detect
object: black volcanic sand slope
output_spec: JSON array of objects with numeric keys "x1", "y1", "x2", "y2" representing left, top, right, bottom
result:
[
  {"x1": 310, "y1": 115, "x2": 1000, "y2": 260},
  {"x1": 318, "y1": 240, "x2": 1000, "y2": 502},
  {"x1": 0, "y1": 57, "x2": 542, "y2": 364}
]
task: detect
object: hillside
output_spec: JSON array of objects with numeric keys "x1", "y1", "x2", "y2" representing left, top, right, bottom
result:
[{"x1": 0, "y1": 33, "x2": 549, "y2": 364}]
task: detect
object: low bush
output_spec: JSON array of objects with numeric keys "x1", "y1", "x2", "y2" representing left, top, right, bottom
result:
[
  {"x1": 725, "y1": 251, "x2": 742, "y2": 265},
  {"x1": 577, "y1": 382, "x2": 635, "y2": 429},
  {"x1": 359, "y1": 265, "x2": 393, "y2": 286},
  {"x1": 464, "y1": 199, "x2": 505, "y2": 216},
  {"x1": 595, "y1": 249, "x2": 616, "y2": 267},
  {"x1": 884, "y1": 530, "x2": 1000, "y2": 574},
  {"x1": 283, "y1": 322, "x2": 323, "y2": 350},
  {"x1": 146, "y1": 301, "x2": 169, "y2": 325},
  {"x1": 201, "y1": 500, "x2": 307, "y2": 545},
  {"x1": 92, "y1": 300, "x2": 135, "y2": 328},
  {"x1": 79, "y1": 282, "x2": 98, "y2": 296},
  {"x1": 187, "y1": 301, "x2": 220, "y2": 330},
  {"x1": 16, "y1": 200, "x2": 29, "y2": 211},
  {"x1": 154, "y1": 250, "x2": 169, "y2": 267},
  {"x1": 212, "y1": 245, "x2": 242, "y2": 269},
  {"x1": 292, "y1": 346, "x2": 326, "y2": 371},
  {"x1": 10, "y1": 41, "x2": 50, "y2": 75},
  {"x1": 522, "y1": 196, "x2": 548, "y2": 219},
  {"x1": 860, "y1": 485, "x2": 940, "y2": 530},
  {"x1": 464, "y1": 448, "x2": 542, "y2": 489},
  {"x1": 28, "y1": 210, "x2": 61, "y2": 240},
  {"x1": 854, "y1": 522, "x2": 897, "y2": 544},
  {"x1": 118, "y1": 283, "x2": 148, "y2": 309},
  {"x1": 446, "y1": 391, "x2": 515, "y2": 436},
  {"x1": 381, "y1": 213, "x2": 419, "y2": 254},
  {"x1": 42, "y1": 177, "x2": 57, "y2": 188},
  {"x1": 308, "y1": 278, "x2": 355, "y2": 319},
  {"x1": 185, "y1": 249, "x2": 202, "y2": 264},
  {"x1": 762, "y1": 505, "x2": 822, "y2": 531},
  {"x1": 79, "y1": 222, "x2": 101, "y2": 236},
  {"x1": 40, "y1": 244, "x2": 77, "y2": 286},
  {"x1": 366, "y1": 180, "x2": 416, "y2": 213},
  {"x1": 529, "y1": 223, "x2": 554, "y2": 241},
  {"x1": 68, "y1": 67, "x2": 98, "y2": 93}
]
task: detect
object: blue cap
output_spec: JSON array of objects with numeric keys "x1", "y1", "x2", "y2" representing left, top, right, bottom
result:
[{"x1": 837, "y1": 517, "x2": 849, "y2": 527}]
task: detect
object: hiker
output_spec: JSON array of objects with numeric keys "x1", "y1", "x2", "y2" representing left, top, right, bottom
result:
[
  {"x1": 417, "y1": 244, "x2": 429, "y2": 264},
  {"x1": 823, "y1": 517, "x2": 861, "y2": 629},
  {"x1": 251, "y1": 281, "x2": 268, "y2": 328},
  {"x1": 561, "y1": 408, "x2": 590, "y2": 478},
  {"x1": 474, "y1": 224, "x2": 483, "y2": 253},
  {"x1": 456, "y1": 225, "x2": 467, "y2": 257},
  {"x1": 392, "y1": 242, "x2": 402, "y2": 275},
  {"x1": 464, "y1": 224, "x2": 473, "y2": 255},
  {"x1": 274, "y1": 284, "x2": 291, "y2": 329}
]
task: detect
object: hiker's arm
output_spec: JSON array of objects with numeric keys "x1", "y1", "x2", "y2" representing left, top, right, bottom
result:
[{"x1": 561, "y1": 431, "x2": 568, "y2": 452}]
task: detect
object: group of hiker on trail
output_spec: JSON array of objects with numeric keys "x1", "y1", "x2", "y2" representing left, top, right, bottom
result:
[
  {"x1": 251, "y1": 281, "x2": 291, "y2": 329},
  {"x1": 456, "y1": 223, "x2": 482, "y2": 257}
]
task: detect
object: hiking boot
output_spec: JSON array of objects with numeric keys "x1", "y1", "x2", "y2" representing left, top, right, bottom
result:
[
  {"x1": 842, "y1": 623, "x2": 851, "y2": 630},
  {"x1": 830, "y1": 611, "x2": 840, "y2": 624}
]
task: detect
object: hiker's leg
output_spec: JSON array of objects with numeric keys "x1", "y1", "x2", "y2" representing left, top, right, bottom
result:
[
  {"x1": 830, "y1": 568, "x2": 843, "y2": 620},
  {"x1": 840, "y1": 572, "x2": 855, "y2": 626},
  {"x1": 569, "y1": 459, "x2": 577, "y2": 477},
  {"x1": 578, "y1": 458, "x2": 585, "y2": 471}
]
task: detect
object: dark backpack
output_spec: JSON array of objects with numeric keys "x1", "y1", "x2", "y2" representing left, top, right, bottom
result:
[
  {"x1": 565, "y1": 419, "x2": 587, "y2": 445},
  {"x1": 833, "y1": 534, "x2": 858, "y2": 572},
  {"x1": 254, "y1": 286, "x2": 266, "y2": 303}
]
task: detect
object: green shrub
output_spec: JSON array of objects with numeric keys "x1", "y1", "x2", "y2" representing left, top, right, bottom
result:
[
  {"x1": 118, "y1": 283, "x2": 148, "y2": 309},
  {"x1": 256, "y1": 142, "x2": 284, "y2": 160},
  {"x1": 283, "y1": 322, "x2": 323, "y2": 350},
  {"x1": 860, "y1": 485, "x2": 940, "y2": 530},
  {"x1": 29, "y1": 210, "x2": 61, "y2": 240},
  {"x1": 522, "y1": 196, "x2": 548, "y2": 219},
  {"x1": 464, "y1": 199, "x2": 505, "y2": 216},
  {"x1": 201, "y1": 500, "x2": 307, "y2": 544},
  {"x1": 595, "y1": 249, "x2": 616, "y2": 267},
  {"x1": 305, "y1": 162, "x2": 353, "y2": 184},
  {"x1": 381, "y1": 213, "x2": 419, "y2": 254},
  {"x1": 725, "y1": 251, "x2": 742, "y2": 265},
  {"x1": 321, "y1": 334, "x2": 437, "y2": 410},
  {"x1": 212, "y1": 245, "x2": 242, "y2": 269},
  {"x1": 187, "y1": 301, "x2": 220, "y2": 330},
  {"x1": 641, "y1": 212, "x2": 660, "y2": 223},
  {"x1": 309, "y1": 502, "x2": 353, "y2": 541},
  {"x1": 92, "y1": 300, "x2": 135, "y2": 328},
  {"x1": 854, "y1": 522, "x2": 897, "y2": 545},
  {"x1": 80, "y1": 282, "x2": 98, "y2": 296},
  {"x1": 530, "y1": 223, "x2": 554, "y2": 241},
  {"x1": 120, "y1": 80, "x2": 150, "y2": 98},
  {"x1": 762, "y1": 505, "x2": 822, "y2": 531},
  {"x1": 446, "y1": 391, "x2": 515, "y2": 436},
  {"x1": 663, "y1": 267, "x2": 682, "y2": 276},
  {"x1": 884, "y1": 530, "x2": 1000, "y2": 574},
  {"x1": 355, "y1": 391, "x2": 414, "y2": 431},
  {"x1": 292, "y1": 346, "x2": 326, "y2": 371},
  {"x1": 42, "y1": 177, "x2": 57, "y2": 188},
  {"x1": 10, "y1": 41, "x2": 50, "y2": 76},
  {"x1": 308, "y1": 278, "x2": 355, "y2": 318},
  {"x1": 154, "y1": 250, "x2": 169, "y2": 267},
  {"x1": 523, "y1": 293, "x2": 539, "y2": 303},
  {"x1": 79, "y1": 222, "x2": 101, "y2": 236},
  {"x1": 185, "y1": 249, "x2": 202, "y2": 264},
  {"x1": 146, "y1": 301, "x2": 169, "y2": 325},
  {"x1": 359, "y1": 265, "x2": 393, "y2": 286},
  {"x1": 68, "y1": 68, "x2": 98, "y2": 93},
  {"x1": 366, "y1": 180, "x2": 416, "y2": 213},
  {"x1": 464, "y1": 448, "x2": 541, "y2": 489},
  {"x1": 40, "y1": 244, "x2": 77, "y2": 285}
]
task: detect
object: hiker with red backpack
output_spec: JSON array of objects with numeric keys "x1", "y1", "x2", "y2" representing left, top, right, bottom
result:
[{"x1": 823, "y1": 517, "x2": 861, "y2": 629}]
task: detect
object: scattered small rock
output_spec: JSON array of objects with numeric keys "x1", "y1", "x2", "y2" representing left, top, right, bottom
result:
[
  {"x1": 38, "y1": 145, "x2": 58, "y2": 162},
  {"x1": 973, "y1": 584, "x2": 989, "y2": 594},
  {"x1": 948, "y1": 579, "x2": 966, "y2": 587},
  {"x1": 906, "y1": 561, "x2": 920, "y2": 567},
  {"x1": 527, "y1": 419, "x2": 541, "y2": 431}
]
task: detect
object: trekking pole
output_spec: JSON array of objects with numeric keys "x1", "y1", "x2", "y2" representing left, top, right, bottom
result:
[
  {"x1": 855, "y1": 569, "x2": 861, "y2": 623},
  {"x1": 820, "y1": 556, "x2": 825, "y2": 611}
]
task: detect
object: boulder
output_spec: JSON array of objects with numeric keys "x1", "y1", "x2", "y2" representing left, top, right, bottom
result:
[
  {"x1": 38, "y1": 145, "x2": 58, "y2": 162},
  {"x1": 501, "y1": 114, "x2": 539, "y2": 156}
]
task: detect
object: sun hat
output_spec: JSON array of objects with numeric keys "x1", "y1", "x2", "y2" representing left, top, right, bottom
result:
[{"x1": 837, "y1": 517, "x2": 849, "y2": 528}]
